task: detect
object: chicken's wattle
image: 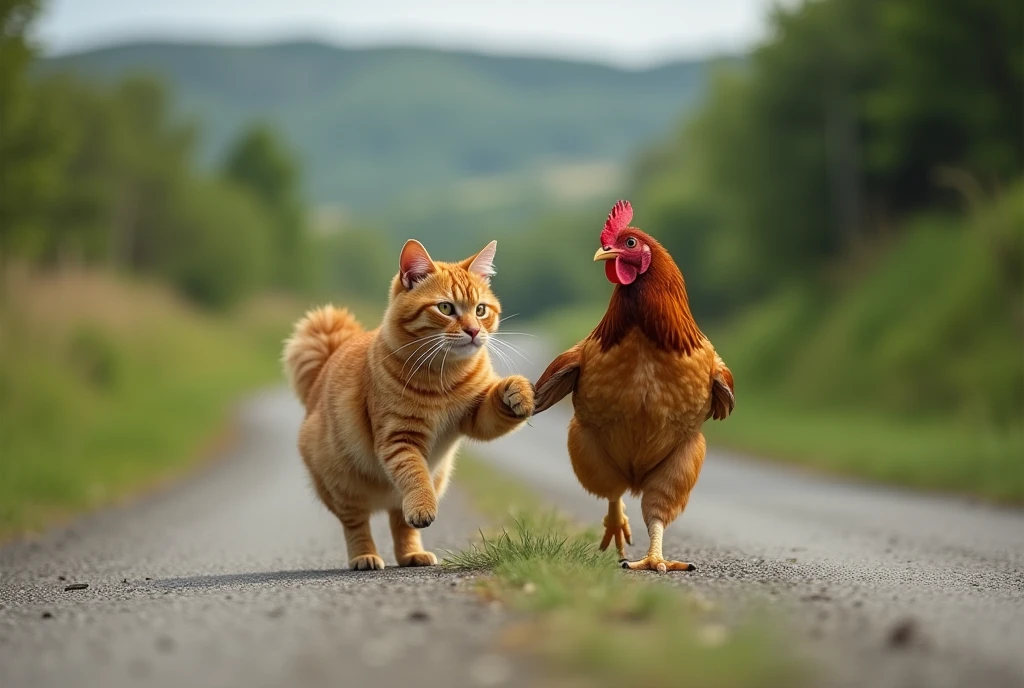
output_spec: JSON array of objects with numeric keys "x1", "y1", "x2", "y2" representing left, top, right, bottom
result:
[{"x1": 606, "y1": 258, "x2": 638, "y2": 285}]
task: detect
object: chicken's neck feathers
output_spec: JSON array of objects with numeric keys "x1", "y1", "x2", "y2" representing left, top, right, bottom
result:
[{"x1": 590, "y1": 247, "x2": 704, "y2": 355}]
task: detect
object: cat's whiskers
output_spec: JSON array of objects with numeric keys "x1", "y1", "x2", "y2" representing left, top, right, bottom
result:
[
  {"x1": 438, "y1": 342, "x2": 453, "y2": 395},
  {"x1": 489, "y1": 331, "x2": 539, "y2": 338},
  {"x1": 485, "y1": 337, "x2": 519, "y2": 376},
  {"x1": 391, "y1": 335, "x2": 448, "y2": 376},
  {"x1": 428, "y1": 335, "x2": 461, "y2": 392},
  {"x1": 399, "y1": 335, "x2": 450, "y2": 376},
  {"x1": 487, "y1": 336, "x2": 531, "y2": 363},
  {"x1": 402, "y1": 339, "x2": 449, "y2": 397}
]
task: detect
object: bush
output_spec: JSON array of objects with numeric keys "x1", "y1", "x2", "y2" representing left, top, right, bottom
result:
[{"x1": 162, "y1": 178, "x2": 274, "y2": 309}]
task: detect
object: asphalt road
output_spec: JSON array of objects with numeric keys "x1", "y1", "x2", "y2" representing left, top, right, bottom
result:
[
  {"x1": 0, "y1": 391, "x2": 530, "y2": 688},
  {"x1": 475, "y1": 339, "x2": 1024, "y2": 688},
  {"x1": 2, "y1": 343, "x2": 1022, "y2": 688}
]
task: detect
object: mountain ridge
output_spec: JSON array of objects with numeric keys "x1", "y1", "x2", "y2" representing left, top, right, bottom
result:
[{"x1": 43, "y1": 40, "x2": 717, "y2": 212}]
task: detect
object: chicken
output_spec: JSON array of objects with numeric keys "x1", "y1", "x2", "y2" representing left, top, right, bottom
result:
[{"x1": 533, "y1": 200, "x2": 735, "y2": 572}]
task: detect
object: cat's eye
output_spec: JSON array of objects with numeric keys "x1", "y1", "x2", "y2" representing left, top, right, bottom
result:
[
  {"x1": 476, "y1": 304, "x2": 487, "y2": 317},
  {"x1": 625, "y1": 237, "x2": 638, "y2": 249},
  {"x1": 437, "y1": 302, "x2": 455, "y2": 316}
]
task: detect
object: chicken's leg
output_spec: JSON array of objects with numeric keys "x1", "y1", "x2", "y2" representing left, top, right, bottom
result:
[
  {"x1": 621, "y1": 518, "x2": 694, "y2": 572},
  {"x1": 622, "y1": 433, "x2": 705, "y2": 573},
  {"x1": 599, "y1": 498, "x2": 632, "y2": 560}
]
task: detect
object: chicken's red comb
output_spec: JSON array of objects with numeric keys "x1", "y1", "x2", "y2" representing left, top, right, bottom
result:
[{"x1": 601, "y1": 200, "x2": 633, "y2": 246}]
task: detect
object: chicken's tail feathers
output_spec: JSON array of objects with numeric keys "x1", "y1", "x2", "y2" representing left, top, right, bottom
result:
[
  {"x1": 707, "y1": 353, "x2": 735, "y2": 421},
  {"x1": 282, "y1": 305, "x2": 363, "y2": 405}
]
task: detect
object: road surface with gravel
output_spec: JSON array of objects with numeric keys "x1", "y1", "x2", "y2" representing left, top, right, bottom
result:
[{"x1": 2, "y1": 344, "x2": 1022, "y2": 688}]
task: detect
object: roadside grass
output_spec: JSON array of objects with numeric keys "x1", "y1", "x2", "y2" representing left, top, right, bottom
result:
[
  {"x1": 0, "y1": 269, "x2": 379, "y2": 539},
  {"x1": 451, "y1": 455, "x2": 800, "y2": 688},
  {"x1": 704, "y1": 392, "x2": 1024, "y2": 504}
]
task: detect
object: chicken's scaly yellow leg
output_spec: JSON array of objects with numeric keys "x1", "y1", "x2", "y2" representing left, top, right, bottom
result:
[
  {"x1": 598, "y1": 498, "x2": 632, "y2": 560},
  {"x1": 622, "y1": 519, "x2": 695, "y2": 573}
]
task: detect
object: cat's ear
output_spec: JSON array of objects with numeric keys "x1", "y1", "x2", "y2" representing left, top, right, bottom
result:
[
  {"x1": 465, "y1": 240, "x2": 497, "y2": 281},
  {"x1": 399, "y1": 239, "x2": 436, "y2": 289}
]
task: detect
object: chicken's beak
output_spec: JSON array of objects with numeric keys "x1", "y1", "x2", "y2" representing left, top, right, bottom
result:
[{"x1": 593, "y1": 247, "x2": 620, "y2": 262}]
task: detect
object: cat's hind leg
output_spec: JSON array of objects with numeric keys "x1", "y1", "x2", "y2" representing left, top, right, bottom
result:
[
  {"x1": 389, "y1": 509, "x2": 438, "y2": 566},
  {"x1": 309, "y1": 470, "x2": 384, "y2": 570},
  {"x1": 339, "y1": 506, "x2": 385, "y2": 570}
]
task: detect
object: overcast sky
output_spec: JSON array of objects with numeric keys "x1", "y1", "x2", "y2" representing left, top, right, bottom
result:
[{"x1": 36, "y1": 0, "x2": 782, "y2": 66}]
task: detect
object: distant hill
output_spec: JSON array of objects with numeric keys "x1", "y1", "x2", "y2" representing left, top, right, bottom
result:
[{"x1": 43, "y1": 42, "x2": 715, "y2": 215}]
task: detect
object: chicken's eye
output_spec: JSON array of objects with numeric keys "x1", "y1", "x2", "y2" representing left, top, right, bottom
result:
[
  {"x1": 476, "y1": 304, "x2": 487, "y2": 317},
  {"x1": 438, "y1": 302, "x2": 455, "y2": 316},
  {"x1": 625, "y1": 237, "x2": 638, "y2": 249}
]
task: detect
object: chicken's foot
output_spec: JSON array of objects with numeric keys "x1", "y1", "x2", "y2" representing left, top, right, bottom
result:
[
  {"x1": 621, "y1": 519, "x2": 695, "y2": 573},
  {"x1": 599, "y1": 498, "x2": 632, "y2": 560}
]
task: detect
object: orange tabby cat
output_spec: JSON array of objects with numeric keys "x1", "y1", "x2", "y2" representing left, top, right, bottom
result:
[{"x1": 283, "y1": 239, "x2": 534, "y2": 570}]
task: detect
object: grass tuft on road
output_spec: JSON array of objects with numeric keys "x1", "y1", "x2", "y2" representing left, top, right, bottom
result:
[
  {"x1": 445, "y1": 513, "x2": 610, "y2": 575},
  {"x1": 452, "y1": 456, "x2": 800, "y2": 688}
]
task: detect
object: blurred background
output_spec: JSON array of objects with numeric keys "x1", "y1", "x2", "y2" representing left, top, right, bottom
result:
[{"x1": 1, "y1": 0, "x2": 1021, "y2": 536}]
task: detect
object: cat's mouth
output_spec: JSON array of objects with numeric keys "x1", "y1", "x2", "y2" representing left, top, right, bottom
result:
[{"x1": 449, "y1": 337, "x2": 484, "y2": 357}]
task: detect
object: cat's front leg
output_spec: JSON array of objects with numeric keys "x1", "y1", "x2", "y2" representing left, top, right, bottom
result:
[
  {"x1": 460, "y1": 375, "x2": 535, "y2": 441},
  {"x1": 376, "y1": 435, "x2": 437, "y2": 528}
]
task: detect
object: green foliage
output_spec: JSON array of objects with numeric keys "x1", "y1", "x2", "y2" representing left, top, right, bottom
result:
[
  {"x1": 0, "y1": 0, "x2": 61, "y2": 260},
  {"x1": 635, "y1": 0, "x2": 1022, "y2": 319},
  {"x1": 718, "y1": 187, "x2": 1024, "y2": 425},
  {"x1": 867, "y1": 0, "x2": 1024, "y2": 204},
  {"x1": 161, "y1": 177, "x2": 274, "y2": 308},
  {"x1": 2, "y1": 6, "x2": 306, "y2": 308},
  {"x1": 43, "y1": 42, "x2": 712, "y2": 211},
  {"x1": 706, "y1": 187, "x2": 1024, "y2": 501},
  {"x1": 493, "y1": 209, "x2": 608, "y2": 319},
  {"x1": 222, "y1": 124, "x2": 307, "y2": 290}
]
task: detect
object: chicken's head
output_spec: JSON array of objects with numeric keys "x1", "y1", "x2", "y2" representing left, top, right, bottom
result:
[{"x1": 593, "y1": 200, "x2": 651, "y2": 286}]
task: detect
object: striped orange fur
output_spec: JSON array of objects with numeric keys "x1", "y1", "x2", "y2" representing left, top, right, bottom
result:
[{"x1": 283, "y1": 239, "x2": 533, "y2": 570}]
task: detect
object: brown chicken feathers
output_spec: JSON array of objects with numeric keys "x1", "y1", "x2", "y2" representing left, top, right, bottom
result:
[{"x1": 533, "y1": 200, "x2": 735, "y2": 573}]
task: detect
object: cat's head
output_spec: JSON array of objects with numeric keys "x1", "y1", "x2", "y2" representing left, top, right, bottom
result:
[{"x1": 385, "y1": 239, "x2": 502, "y2": 361}]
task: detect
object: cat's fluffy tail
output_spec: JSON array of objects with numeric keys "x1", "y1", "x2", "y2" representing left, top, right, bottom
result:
[{"x1": 283, "y1": 305, "x2": 362, "y2": 405}]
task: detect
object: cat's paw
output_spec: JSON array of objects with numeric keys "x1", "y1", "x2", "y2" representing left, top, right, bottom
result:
[
  {"x1": 501, "y1": 376, "x2": 535, "y2": 418},
  {"x1": 350, "y1": 554, "x2": 386, "y2": 571},
  {"x1": 403, "y1": 491, "x2": 437, "y2": 529},
  {"x1": 397, "y1": 551, "x2": 438, "y2": 567}
]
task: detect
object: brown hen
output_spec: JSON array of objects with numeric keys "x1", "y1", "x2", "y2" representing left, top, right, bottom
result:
[{"x1": 534, "y1": 200, "x2": 734, "y2": 572}]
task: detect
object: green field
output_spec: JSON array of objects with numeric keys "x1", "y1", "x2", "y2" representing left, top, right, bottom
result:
[{"x1": 0, "y1": 270, "x2": 307, "y2": 538}]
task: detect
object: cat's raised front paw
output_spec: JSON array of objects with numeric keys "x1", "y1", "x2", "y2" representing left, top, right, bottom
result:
[
  {"x1": 502, "y1": 376, "x2": 535, "y2": 418},
  {"x1": 403, "y1": 490, "x2": 437, "y2": 529}
]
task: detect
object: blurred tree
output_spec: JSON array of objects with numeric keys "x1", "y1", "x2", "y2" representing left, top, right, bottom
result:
[
  {"x1": 0, "y1": 0, "x2": 67, "y2": 266},
  {"x1": 162, "y1": 177, "x2": 273, "y2": 309},
  {"x1": 867, "y1": 0, "x2": 1024, "y2": 208},
  {"x1": 222, "y1": 125, "x2": 307, "y2": 290},
  {"x1": 0, "y1": 1, "x2": 306, "y2": 308},
  {"x1": 495, "y1": 211, "x2": 604, "y2": 319},
  {"x1": 316, "y1": 227, "x2": 394, "y2": 304},
  {"x1": 632, "y1": 0, "x2": 1021, "y2": 320}
]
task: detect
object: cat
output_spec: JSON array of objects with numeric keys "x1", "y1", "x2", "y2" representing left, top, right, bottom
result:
[{"x1": 283, "y1": 238, "x2": 534, "y2": 570}]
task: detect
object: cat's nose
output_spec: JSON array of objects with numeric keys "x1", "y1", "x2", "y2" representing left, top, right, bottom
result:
[{"x1": 464, "y1": 327, "x2": 480, "y2": 341}]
